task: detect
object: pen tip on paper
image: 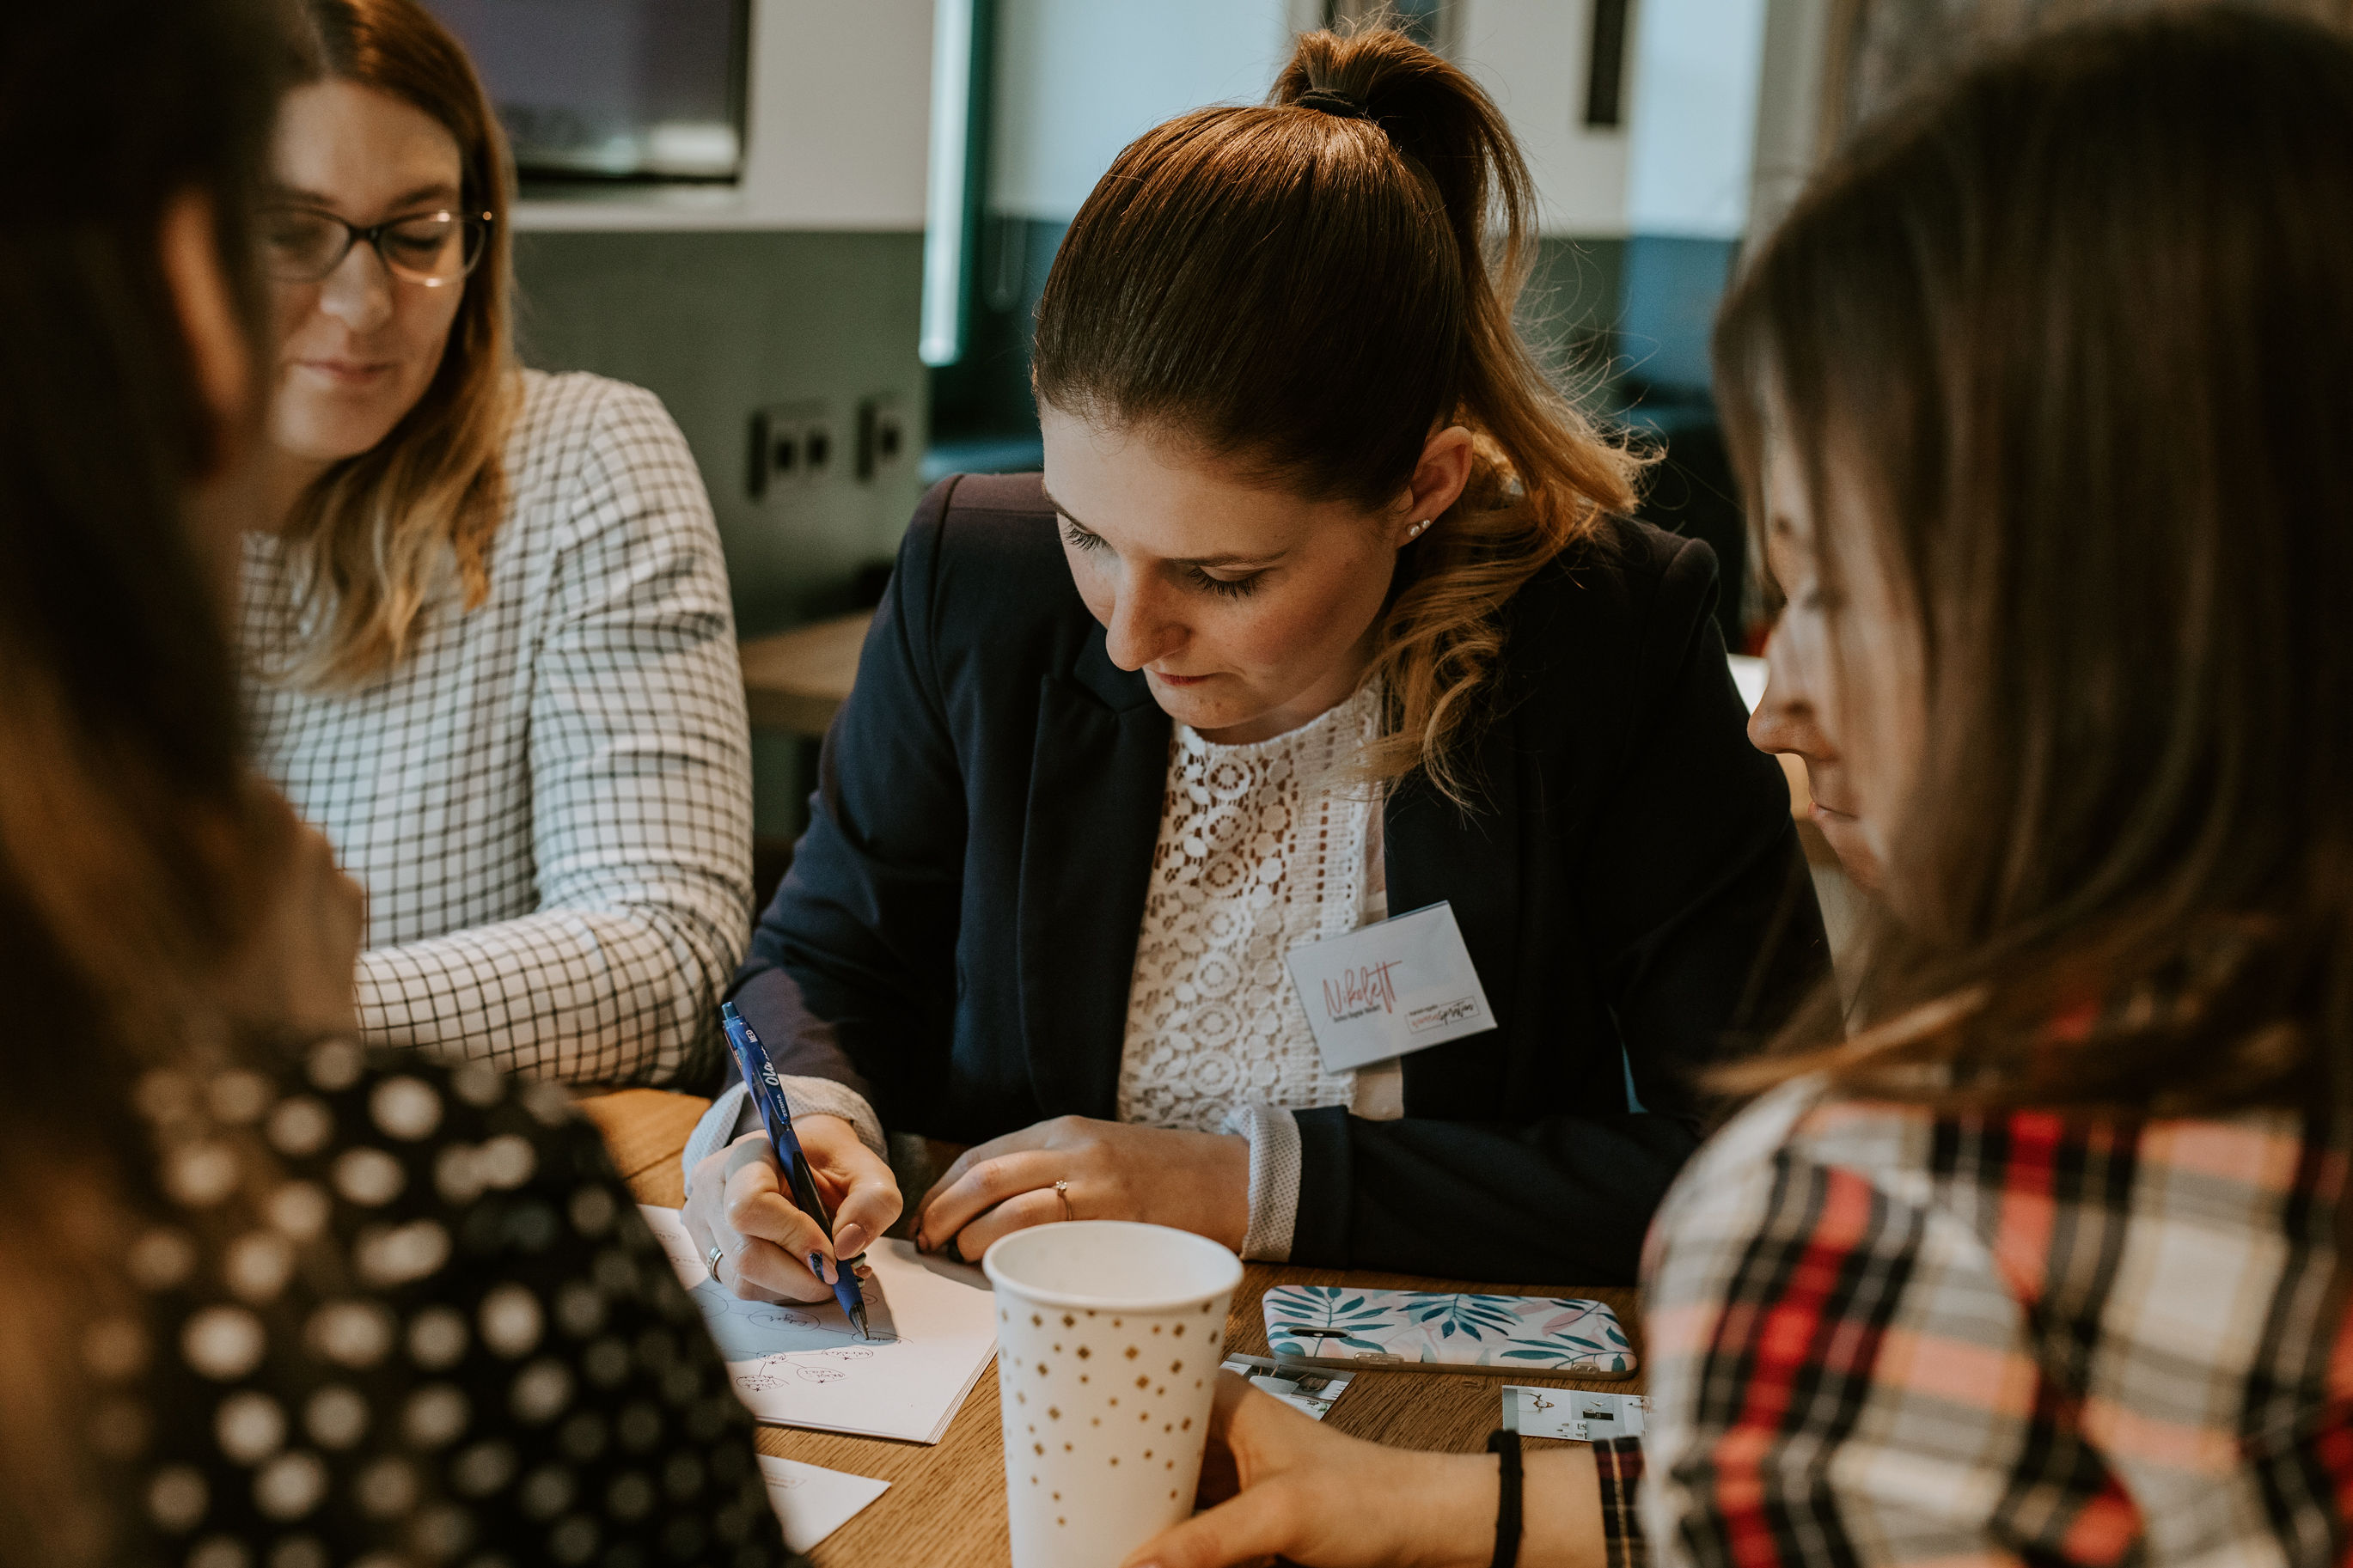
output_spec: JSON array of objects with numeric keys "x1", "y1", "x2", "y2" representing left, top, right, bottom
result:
[{"x1": 850, "y1": 1303, "x2": 871, "y2": 1340}]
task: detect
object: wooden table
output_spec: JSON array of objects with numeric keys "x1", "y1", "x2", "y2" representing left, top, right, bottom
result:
[
  {"x1": 578, "y1": 1089, "x2": 1644, "y2": 1568},
  {"x1": 741, "y1": 613, "x2": 876, "y2": 738}
]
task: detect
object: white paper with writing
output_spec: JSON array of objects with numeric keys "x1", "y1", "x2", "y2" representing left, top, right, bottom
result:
[
  {"x1": 640, "y1": 1205, "x2": 998, "y2": 1444},
  {"x1": 757, "y1": 1455, "x2": 890, "y2": 1553},
  {"x1": 1504, "y1": 1385, "x2": 1648, "y2": 1442},
  {"x1": 1284, "y1": 902, "x2": 1498, "y2": 1072}
]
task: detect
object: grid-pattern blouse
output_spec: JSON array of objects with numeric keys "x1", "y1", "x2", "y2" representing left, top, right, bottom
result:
[{"x1": 241, "y1": 371, "x2": 754, "y2": 1087}]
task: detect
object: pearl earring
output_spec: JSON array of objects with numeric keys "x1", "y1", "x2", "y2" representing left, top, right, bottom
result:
[{"x1": 1406, "y1": 520, "x2": 1431, "y2": 540}]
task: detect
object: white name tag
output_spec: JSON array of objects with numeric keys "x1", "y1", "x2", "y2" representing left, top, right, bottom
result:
[{"x1": 1285, "y1": 901, "x2": 1498, "y2": 1073}]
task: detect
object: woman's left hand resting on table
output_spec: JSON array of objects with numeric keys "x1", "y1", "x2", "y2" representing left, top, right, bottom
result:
[
  {"x1": 681, "y1": 1117, "x2": 902, "y2": 1304},
  {"x1": 1125, "y1": 1373, "x2": 1604, "y2": 1568},
  {"x1": 915, "y1": 1116, "x2": 1250, "y2": 1260}
]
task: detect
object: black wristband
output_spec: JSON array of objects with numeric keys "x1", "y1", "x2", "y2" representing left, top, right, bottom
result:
[{"x1": 1487, "y1": 1428, "x2": 1524, "y2": 1568}]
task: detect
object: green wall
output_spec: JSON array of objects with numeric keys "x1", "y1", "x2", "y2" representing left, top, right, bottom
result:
[{"x1": 511, "y1": 229, "x2": 930, "y2": 638}]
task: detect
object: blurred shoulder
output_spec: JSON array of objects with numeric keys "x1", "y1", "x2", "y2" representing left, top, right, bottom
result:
[
  {"x1": 509, "y1": 369, "x2": 700, "y2": 497},
  {"x1": 512, "y1": 368, "x2": 680, "y2": 450},
  {"x1": 114, "y1": 1037, "x2": 780, "y2": 1563},
  {"x1": 895, "y1": 470, "x2": 1087, "y2": 635},
  {"x1": 1509, "y1": 512, "x2": 1719, "y2": 634},
  {"x1": 504, "y1": 370, "x2": 714, "y2": 561},
  {"x1": 910, "y1": 470, "x2": 1059, "y2": 565}
]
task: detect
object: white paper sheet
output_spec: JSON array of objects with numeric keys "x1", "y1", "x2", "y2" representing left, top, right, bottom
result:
[
  {"x1": 641, "y1": 1205, "x2": 999, "y2": 1444},
  {"x1": 758, "y1": 1455, "x2": 890, "y2": 1553},
  {"x1": 1502, "y1": 1385, "x2": 1647, "y2": 1442}
]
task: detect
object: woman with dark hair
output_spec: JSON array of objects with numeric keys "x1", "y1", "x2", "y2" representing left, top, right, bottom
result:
[
  {"x1": 1120, "y1": 10, "x2": 2353, "y2": 1567},
  {"x1": 241, "y1": 0, "x2": 754, "y2": 1087},
  {"x1": 0, "y1": 3, "x2": 791, "y2": 1564},
  {"x1": 684, "y1": 24, "x2": 1822, "y2": 1303}
]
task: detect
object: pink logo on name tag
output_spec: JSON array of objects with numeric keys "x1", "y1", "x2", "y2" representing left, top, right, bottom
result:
[{"x1": 1321, "y1": 961, "x2": 1403, "y2": 1023}]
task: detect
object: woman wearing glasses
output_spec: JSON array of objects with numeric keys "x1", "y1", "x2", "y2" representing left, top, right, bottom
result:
[{"x1": 243, "y1": 0, "x2": 754, "y2": 1085}]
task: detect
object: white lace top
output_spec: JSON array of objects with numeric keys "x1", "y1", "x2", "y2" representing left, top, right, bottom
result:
[
  {"x1": 1116, "y1": 680, "x2": 1389, "y2": 1127},
  {"x1": 685, "y1": 680, "x2": 1401, "y2": 1263}
]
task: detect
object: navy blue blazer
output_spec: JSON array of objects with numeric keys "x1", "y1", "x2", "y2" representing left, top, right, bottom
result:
[{"x1": 730, "y1": 473, "x2": 1825, "y2": 1284}]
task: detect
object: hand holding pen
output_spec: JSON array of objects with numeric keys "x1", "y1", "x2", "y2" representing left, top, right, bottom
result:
[{"x1": 680, "y1": 1004, "x2": 902, "y2": 1318}]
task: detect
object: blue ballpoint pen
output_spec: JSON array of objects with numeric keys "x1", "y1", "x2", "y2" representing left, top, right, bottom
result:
[{"x1": 718, "y1": 1002, "x2": 871, "y2": 1339}]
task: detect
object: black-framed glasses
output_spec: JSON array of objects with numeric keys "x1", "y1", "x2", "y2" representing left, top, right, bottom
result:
[{"x1": 258, "y1": 205, "x2": 494, "y2": 288}]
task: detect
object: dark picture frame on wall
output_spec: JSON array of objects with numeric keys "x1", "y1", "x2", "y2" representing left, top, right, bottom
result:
[{"x1": 423, "y1": 0, "x2": 753, "y2": 186}]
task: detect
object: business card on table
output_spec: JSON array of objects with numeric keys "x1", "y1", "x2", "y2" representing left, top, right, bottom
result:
[
  {"x1": 1503, "y1": 1386, "x2": 1647, "y2": 1442},
  {"x1": 1221, "y1": 1355, "x2": 1356, "y2": 1420},
  {"x1": 1286, "y1": 901, "x2": 1498, "y2": 1072}
]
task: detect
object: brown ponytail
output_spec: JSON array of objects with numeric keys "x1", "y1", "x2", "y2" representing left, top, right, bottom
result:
[{"x1": 1030, "y1": 26, "x2": 1640, "y2": 806}]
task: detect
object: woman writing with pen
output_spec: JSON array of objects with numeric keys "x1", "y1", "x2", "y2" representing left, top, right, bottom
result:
[{"x1": 681, "y1": 23, "x2": 1823, "y2": 1303}]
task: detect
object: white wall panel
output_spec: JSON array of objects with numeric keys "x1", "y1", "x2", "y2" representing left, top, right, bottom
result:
[{"x1": 517, "y1": 0, "x2": 936, "y2": 232}]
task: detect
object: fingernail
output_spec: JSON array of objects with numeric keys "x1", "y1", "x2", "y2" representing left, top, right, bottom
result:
[
  {"x1": 834, "y1": 1223, "x2": 869, "y2": 1258},
  {"x1": 808, "y1": 1250, "x2": 831, "y2": 1284}
]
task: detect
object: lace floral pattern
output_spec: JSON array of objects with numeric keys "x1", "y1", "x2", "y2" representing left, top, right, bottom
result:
[{"x1": 1115, "y1": 683, "x2": 1383, "y2": 1131}]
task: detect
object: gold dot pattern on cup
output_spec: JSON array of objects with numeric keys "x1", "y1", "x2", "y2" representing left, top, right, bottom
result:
[{"x1": 1006, "y1": 1314, "x2": 1216, "y2": 1504}]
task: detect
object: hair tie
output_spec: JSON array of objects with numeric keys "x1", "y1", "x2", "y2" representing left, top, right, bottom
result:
[{"x1": 1294, "y1": 86, "x2": 1372, "y2": 121}]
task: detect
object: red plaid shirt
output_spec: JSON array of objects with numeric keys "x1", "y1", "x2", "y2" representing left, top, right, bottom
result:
[{"x1": 1597, "y1": 1080, "x2": 2353, "y2": 1568}]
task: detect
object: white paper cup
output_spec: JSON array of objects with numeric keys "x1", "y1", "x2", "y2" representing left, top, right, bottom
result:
[{"x1": 983, "y1": 1222, "x2": 1243, "y2": 1568}]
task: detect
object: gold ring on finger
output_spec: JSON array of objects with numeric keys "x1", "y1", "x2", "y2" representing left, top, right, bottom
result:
[{"x1": 1054, "y1": 1179, "x2": 1073, "y2": 1223}]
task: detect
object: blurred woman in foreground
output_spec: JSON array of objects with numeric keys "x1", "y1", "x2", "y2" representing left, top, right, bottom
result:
[
  {"x1": 0, "y1": 3, "x2": 789, "y2": 1564},
  {"x1": 1129, "y1": 10, "x2": 2353, "y2": 1567}
]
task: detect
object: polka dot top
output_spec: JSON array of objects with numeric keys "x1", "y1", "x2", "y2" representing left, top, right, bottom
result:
[{"x1": 91, "y1": 1038, "x2": 797, "y2": 1568}]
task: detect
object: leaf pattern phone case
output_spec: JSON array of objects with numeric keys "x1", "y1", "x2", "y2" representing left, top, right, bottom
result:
[{"x1": 1262, "y1": 1285, "x2": 1636, "y2": 1376}]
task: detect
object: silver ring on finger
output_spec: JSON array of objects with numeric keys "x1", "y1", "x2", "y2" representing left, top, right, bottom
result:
[
  {"x1": 1054, "y1": 1179, "x2": 1074, "y2": 1223},
  {"x1": 707, "y1": 1243, "x2": 728, "y2": 1282}
]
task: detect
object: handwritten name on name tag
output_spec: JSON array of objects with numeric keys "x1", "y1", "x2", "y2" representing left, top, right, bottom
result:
[{"x1": 1285, "y1": 902, "x2": 1498, "y2": 1073}]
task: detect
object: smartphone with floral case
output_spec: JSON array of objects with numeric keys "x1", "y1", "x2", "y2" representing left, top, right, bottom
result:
[{"x1": 1262, "y1": 1285, "x2": 1636, "y2": 1377}]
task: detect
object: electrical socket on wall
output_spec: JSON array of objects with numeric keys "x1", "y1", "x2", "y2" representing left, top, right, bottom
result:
[
  {"x1": 748, "y1": 400, "x2": 838, "y2": 498},
  {"x1": 855, "y1": 394, "x2": 908, "y2": 484}
]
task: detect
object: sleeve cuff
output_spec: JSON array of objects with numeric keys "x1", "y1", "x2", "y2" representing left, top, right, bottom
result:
[
  {"x1": 779, "y1": 1074, "x2": 887, "y2": 1161},
  {"x1": 680, "y1": 1077, "x2": 888, "y2": 1197},
  {"x1": 1286, "y1": 1104, "x2": 1354, "y2": 1267},
  {"x1": 1219, "y1": 1102, "x2": 1303, "y2": 1263},
  {"x1": 1595, "y1": 1437, "x2": 1647, "y2": 1568}
]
